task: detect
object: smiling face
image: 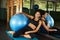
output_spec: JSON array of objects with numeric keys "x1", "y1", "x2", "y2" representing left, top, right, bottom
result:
[{"x1": 35, "y1": 11, "x2": 41, "y2": 18}]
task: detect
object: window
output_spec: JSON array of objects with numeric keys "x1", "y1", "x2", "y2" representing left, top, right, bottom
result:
[
  {"x1": 23, "y1": 0, "x2": 30, "y2": 9},
  {"x1": 56, "y1": 3, "x2": 60, "y2": 11},
  {"x1": 34, "y1": 0, "x2": 46, "y2": 10},
  {"x1": 48, "y1": 2, "x2": 53, "y2": 11}
]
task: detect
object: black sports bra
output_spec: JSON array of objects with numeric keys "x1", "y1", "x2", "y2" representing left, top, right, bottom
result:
[{"x1": 30, "y1": 19, "x2": 40, "y2": 27}]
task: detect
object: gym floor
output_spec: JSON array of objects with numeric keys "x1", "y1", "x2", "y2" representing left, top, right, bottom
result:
[{"x1": 0, "y1": 20, "x2": 60, "y2": 40}]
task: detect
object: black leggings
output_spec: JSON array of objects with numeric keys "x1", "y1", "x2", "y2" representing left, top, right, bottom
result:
[
  {"x1": 30, "y1": 33, "x2": 42, "y2": 40},
  {"x1": 13, "y1": 26, "x2": 31, "y2": 38},
  {"x1": 13, "y1": 28, "x2": 26, "y2": 38},
  {"x1": 13, "y1": 27, "x2": 37, "y2": 38},
  {"x1": 29, "y1": 27, "x2": 60, "y2": 40},
  {"x1": 13, "y1": 32, "x2": 40, "y2": 40},
  {"x1": 13, "y1": 27, "x2": 60, "y2": 39},
  {"x1": 35, "y1": 27, "x2": 60, "y2": 35}
]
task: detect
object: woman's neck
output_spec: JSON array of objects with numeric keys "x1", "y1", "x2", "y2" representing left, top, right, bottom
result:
[{"x1": 34, "y1": 17, "x2": 39, "y2": 21}]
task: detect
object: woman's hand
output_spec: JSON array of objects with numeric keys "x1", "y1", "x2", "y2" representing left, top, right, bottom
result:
[
  {"x1": 52, "y1": 29, "x2": 57, "y2": 31},
  {"x1": 39, "y1": 20, "x2": 42, "y2": 25},
  {"x1": 25, "y1": 32, "x2": 29, "y2": 34}
]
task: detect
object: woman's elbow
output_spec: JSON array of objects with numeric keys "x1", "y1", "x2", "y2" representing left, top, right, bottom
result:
[
  {"x1": 31, "y1": 17, "x2": 34, "y2": 19},
  {"x1": 46, "y1": 28, "x2": 50, "y2": 31}
]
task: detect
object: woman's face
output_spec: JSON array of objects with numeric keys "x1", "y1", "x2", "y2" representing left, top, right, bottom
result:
[{"x1": 35, "y1": 12, "x2": 41, "y2": 18}]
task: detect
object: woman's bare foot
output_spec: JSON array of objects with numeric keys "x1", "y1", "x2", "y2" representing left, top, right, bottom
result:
[
  {"x1": 22, "y1": 34, "x2": 31, "y2": 38},
  {"x1": 8, "y1": 31, "x2": 15, "y2": 35}
]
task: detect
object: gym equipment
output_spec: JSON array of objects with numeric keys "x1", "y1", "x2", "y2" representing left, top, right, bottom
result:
[
  {"x1": 10, "y1": 14, "x2": 28, "y2": 31},
  {"x1": 45, "y1": 14, "x2": 54, "y2": 27},
  {"x1": 33, "y1": 5, "x2": 39, "y2": 10}
]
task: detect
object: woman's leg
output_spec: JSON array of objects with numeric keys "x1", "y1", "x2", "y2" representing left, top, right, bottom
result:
[
  {"x1": 7, "y1": 31, "x2": 15, "y2": 35},
  {"x1": 13, "y1": 32, "x2": 20, "y2": 37},
  {"x1": 49, "y1": 27, "x2": 60, "y2": 35},
  {"x1": 23, "y1": 34, "x2": 31, "y2": 38},
  {"x1": 51, "y1": 27, "x2": 60, "y2": 31}
]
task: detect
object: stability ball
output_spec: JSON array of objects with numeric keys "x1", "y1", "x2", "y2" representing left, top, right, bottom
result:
[
  {"x1": 10, "y1": 14, "x2": 28, "y2": 32},
  {"x1": 33, "y1": 5, "x2": 39, "y2": 10},
  {"x1": 45, "y1": 14, "x2": 54, "y2": 27}
]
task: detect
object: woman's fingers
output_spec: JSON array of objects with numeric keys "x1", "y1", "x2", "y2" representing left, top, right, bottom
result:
[
  {"x1": 25, "y1": 32, "x2": 29, "y2": 34},
  {"x1": 54, "y1": 29, "x2": 57, "y2": 31}
]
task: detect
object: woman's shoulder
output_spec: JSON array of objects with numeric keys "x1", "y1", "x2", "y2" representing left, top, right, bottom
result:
[{"x1": 41, "y1": 18, "x2": 45, "y2": 21}]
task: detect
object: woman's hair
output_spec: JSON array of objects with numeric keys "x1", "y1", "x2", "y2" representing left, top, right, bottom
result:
[
  {"x1": 39, "y1": 10, "x2": 46, "y2": 17},
  {"x1": 40, "y1": 10, "x2": 45, "y2": 15},
  {"x1": 33, "y1": 9, "x2": 48, "y2": 19}
]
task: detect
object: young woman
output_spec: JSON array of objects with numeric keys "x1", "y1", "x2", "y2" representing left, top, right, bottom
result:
[
  {"x1": 24, "y1": 9, "x2": 60, "y2": 35},
  {"x1": 8, "y1": 10, "x2": 42, "y2": 39},
  {"x1": 40, "y1": 11, "x2": 57, "y2": 32},
  {"x1": 25, "y1": 10, "x2": 57, "y2": 32},
  {"x1": 40, "y1": 10, "x2": 60, "y2": 35}
]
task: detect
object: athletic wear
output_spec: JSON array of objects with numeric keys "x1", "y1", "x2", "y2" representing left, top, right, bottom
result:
[{"x1": 13, "y1": 19, "x2": 33, "y2": 38}]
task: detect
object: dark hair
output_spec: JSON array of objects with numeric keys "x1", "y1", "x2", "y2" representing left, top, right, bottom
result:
[
  {"x1": 39, "y1": 9, "x2": 46, "y2": 17},
  {"x1": 33, "y1": 4, "x2": 39, "y2": 10},
  {"x1": 34, "y1": 9, "x2": 41, "y2": 14}
]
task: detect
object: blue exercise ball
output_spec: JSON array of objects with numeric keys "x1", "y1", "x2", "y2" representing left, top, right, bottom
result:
[
  {"x1": 45, "y1": 14, "x2": 54, "y2": 27},
  {"x1": 10, "y1": 14, "x2": 28, "y2": 32},
  {"x1": 33, "y1": 5, "x2": 39, "y2": 10}
]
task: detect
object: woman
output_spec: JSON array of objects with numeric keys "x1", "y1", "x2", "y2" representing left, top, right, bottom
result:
[
  {"x1": 25, "y1": 10, "x2": 57, "y2": 32},
  {"x1": 40, "y1": 11, "x2": 57, "y2": 32},
  {"x1": 8, "y1": 10, "x2": 42, "y2": 39},
  {"x1": 40, "y1": 10, "x2": 60, "y2": 35}
]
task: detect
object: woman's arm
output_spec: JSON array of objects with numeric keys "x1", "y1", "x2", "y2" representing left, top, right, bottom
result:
[
  {"x1": 23, "y1": 13, "x2": 34, "y2": 19},
  {"x1": 47, "y1": 23, "x2": 50, "y2": 28},
  {"x1": 42, "y1": 21, "x2": 57, "y2": 31},
  {"x1": 41, "y1": 17, "x2": 50, "y2": 28},
  {"x1": 19, "y1": 12, "x2": 34, "y2": 19},
  {"x1": 25, "y1": 20, "x2": 42, "y2": 34}
]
